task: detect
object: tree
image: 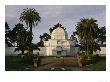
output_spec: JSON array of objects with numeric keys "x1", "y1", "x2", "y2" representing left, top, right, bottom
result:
[
  {"x1": 70, "y1": 32, "x2": 78, "y2": 45},
  {"x1": 19, "y1": 8, "x2": 41, "y2": 55},
  {"x1": 97, "y1": 26, "x2": 106, "y2": 45},
  {"x1": 89, "y1": 41, "x2": 101, "y2": 53},
  {"x1": 49, "y1": 23, "x2": 65, "y2": 33},
  {"x1": 5, "y1": 22, "x2": 13, "y2": 47},
  {"x1": 12, "y1": 23, "x2": 29, "y2": 54},
  {"x1": 29, "y1": 43, "x2": 40, "y2": 51},
  {"x1": 75, "y1": 18, "x2": 99, "y2": 55},
  {"x1": 5, "y1": 22, "x2": 10, "y2": 30},
  {"x1": 40, "y1": 33, "x2": 51, "y2": 41},
  {"x1": 37, "y1": 33, "x2": 51, "y2": 47}
]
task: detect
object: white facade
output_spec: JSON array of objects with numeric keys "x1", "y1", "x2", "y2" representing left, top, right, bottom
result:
[
  {"x1": 5, "y1": 47, "x2": 21, "y2": 56},
  {"x1": 38, "y1": 24, "x2": 77, "y2": 56},
  {"x1": 93, "y1": 47, "x2": 106, "y2": 56},
  {"x1": 6, "y1": 24, "x2": 105, "y2": 56}
]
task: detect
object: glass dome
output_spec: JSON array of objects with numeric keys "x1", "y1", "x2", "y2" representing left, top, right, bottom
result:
[{"x1": 51, "y1": 27, "x2": 68, "y2": 40}]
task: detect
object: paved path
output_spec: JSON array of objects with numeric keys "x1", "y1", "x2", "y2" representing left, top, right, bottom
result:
[{"x1": 35, "y1": 65, "x2": 83, "y2": 71}]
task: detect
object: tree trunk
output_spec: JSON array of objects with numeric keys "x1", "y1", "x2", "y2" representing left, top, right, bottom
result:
[
  {"x1": 21, "y1": 46, "x2": 24, "y2": 55},
  {"x1": 22, "y1": 50, "x2": 24, "y2": 55},
  {"x1": 28, "y1": 47, "x2": 30, "y2": 56},
  {"x1": 85, "y1": 39, "x2": 87, "y2": 55},
  {"x1": 101, "y1": 41, "x2": 103, "y2": 45},
  {"x1": 28, "y1": 24, "x2": 33, "y2": 55},
  {"x1": 85, "y1": 44, "x2": 87, "y2": 55},
  {"x1": 87, "y1": 42, "x2": 89, "y2": 55}
]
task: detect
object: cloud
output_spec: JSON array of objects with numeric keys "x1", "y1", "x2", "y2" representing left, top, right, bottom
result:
[{"x1": 5, "y1": 5, "x2": 106, "y2": 43}]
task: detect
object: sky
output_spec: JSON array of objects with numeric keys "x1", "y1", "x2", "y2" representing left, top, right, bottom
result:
[{"x1": 5, "y1": 5, "x2": 106, "y2": 43}]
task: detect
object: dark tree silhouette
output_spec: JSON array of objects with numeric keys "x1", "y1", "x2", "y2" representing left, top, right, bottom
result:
[
  {"x1": 5, "y1": 22, "x2": 13, "y2": 47},
  {"x1": 97, "y1": 26, "x2": 106, "y2": 45},
  {"x1": 12, "y1": 23, "x2": 29, "y2": 54},
  {"x1": 49, "y1": 23, "x2": 65, "y2": 33},
  {"x1": 75, "y1": 18, "x2": 99, "y2": 55},
  {"x1": 19, "y1": 8, "x2": 41, "y2": 55}
]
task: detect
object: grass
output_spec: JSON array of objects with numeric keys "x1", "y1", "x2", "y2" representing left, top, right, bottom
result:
[
  {"x1": 82, "y1": 57, "x2": 106, "y2": 71},
  {"x1": 5, "y1": 56, "x2": 106, "y2": 71},
  {"x1": 5, "y1": 56, "x2": 34, "y2": 71}
]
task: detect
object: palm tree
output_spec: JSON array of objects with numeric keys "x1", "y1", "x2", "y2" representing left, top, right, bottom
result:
[
  {"x1": 75, "y1": 18, "x2": 99, "y2": 55},
  {"x1": 19, "y1": 8, "x2": 41, "y2": 55}
]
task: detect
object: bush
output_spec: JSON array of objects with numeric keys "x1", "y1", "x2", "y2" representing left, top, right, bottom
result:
[{"x1": 80, "y1": 55, "x2": 98, "y2": 66}]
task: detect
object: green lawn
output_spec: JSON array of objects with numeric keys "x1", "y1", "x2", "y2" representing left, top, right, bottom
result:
[
  {"x1": 5, "y1": 56, "x2": 106, "y2": 71},
  {"x1": 82, "y1": 57, "x2": 106, "y2": 71},
  {"x1": 5, "y1": 56, "x2": 34, "y2": 71}
]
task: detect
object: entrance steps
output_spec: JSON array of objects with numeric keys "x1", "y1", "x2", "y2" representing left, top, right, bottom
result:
[{"x1": 39, "y1": 57, "x2": 79, "y2": 68}]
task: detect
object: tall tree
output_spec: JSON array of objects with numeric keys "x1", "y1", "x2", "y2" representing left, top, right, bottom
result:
[
  {"x1": 75, "y1": 18, "x2": 99, "y2": 55},
  {"x1": 19, "y1": 8, "x2": 41, "y2": 54}
]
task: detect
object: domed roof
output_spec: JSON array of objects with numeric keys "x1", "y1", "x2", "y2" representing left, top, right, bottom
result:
[{"x1": 51, "y1": 24, "x2": 68, "y2": 40}]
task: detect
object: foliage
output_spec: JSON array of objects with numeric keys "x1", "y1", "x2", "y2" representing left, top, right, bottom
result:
[
  {"x1": 75, "y1": 18, "x2": 100, "y2": 55},
  {"x1": 20, "y1": 8, "x2": 41, "y2": 28},
  {"x1": 70, "y1": 32, "x2": 78, "y2": 45},
  {"x1": 97, "y1": 26, "x2": 106, "y2": 45},
  {"x1": 82, "y1": 57, "x2": 106, "y2": 71},
  {"x1": 37, "y1": 40, "x2": 44, "y2": 47},
  {"x1": 20, "y1": 8, "x2": 41, "y2": 54},
  {"x1": 36, "y1": 33, "x2": 51, "y2": 47},
  {"x1": 39, "y1": 33, "x2": 51, "y2": 41},
  {"x1": 5, "y1": 22, "x2": 13, "y2": 47},
  {"x1": 28, "y1": 43, "x2": 40, "y2": 51},
  {"x1": 49, "y1": 23, "x2": 66, "y2": 33},
  {"x1": 11, "y1": 23, "x2": 30, "y2": 54},
  {"x1": 80, "y1": 55, "x2": 99, "y2": 65}
]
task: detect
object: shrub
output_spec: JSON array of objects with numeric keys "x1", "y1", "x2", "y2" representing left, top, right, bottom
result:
[{"x1": 80, "y1": 55, "x2": 98, "y2": 66}]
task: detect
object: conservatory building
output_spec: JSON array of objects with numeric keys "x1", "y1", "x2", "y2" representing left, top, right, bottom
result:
[{"x1": 38, "y1": 23, "x2": 79, "y2": 56}]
